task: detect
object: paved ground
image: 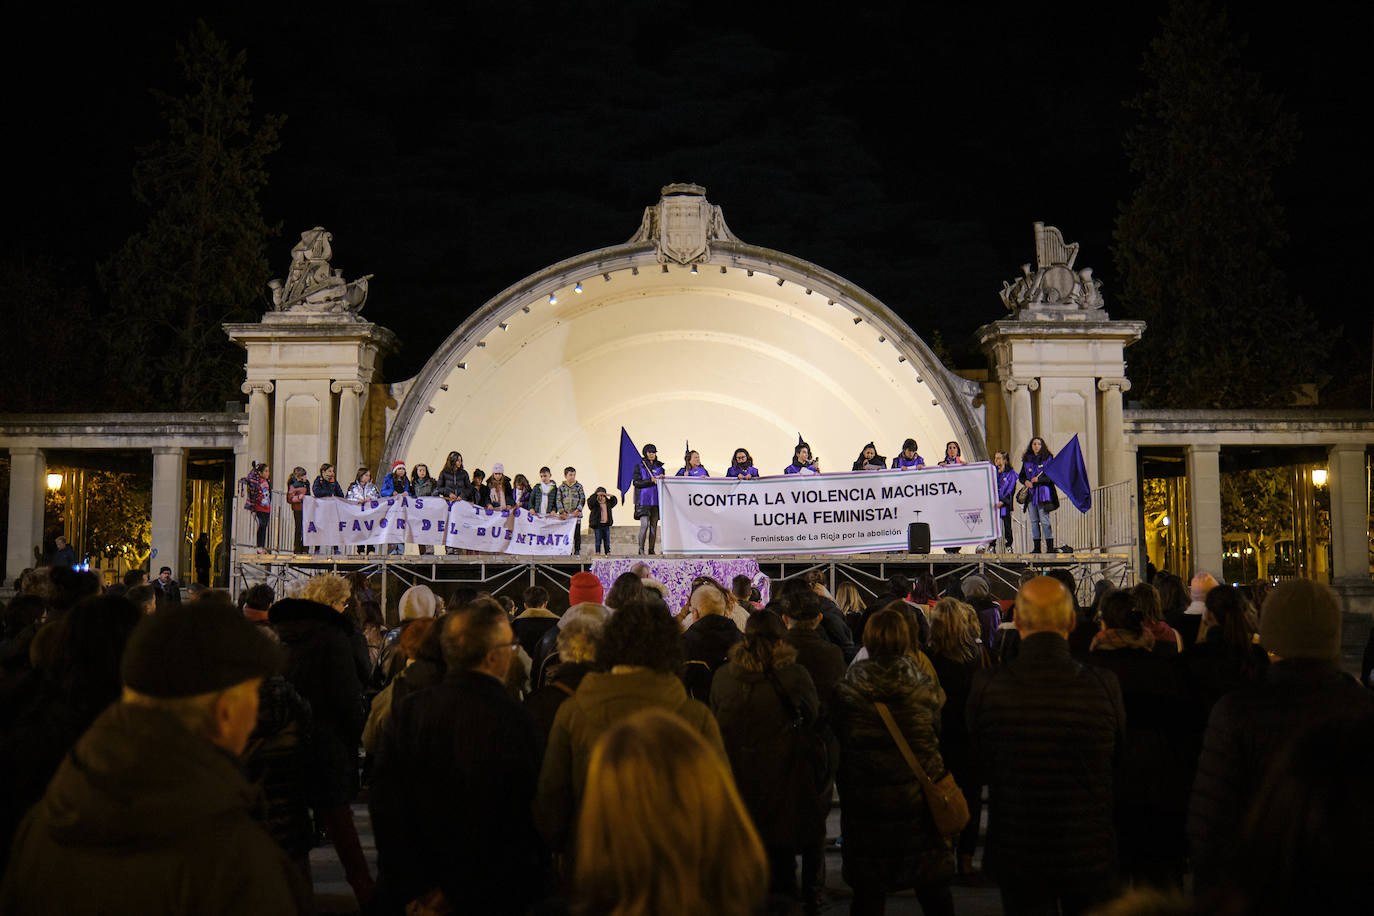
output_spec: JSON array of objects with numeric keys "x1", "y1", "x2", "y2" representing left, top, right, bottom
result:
[{"x1": 310, "y1": 799, "x2": 1007, "y2": 915}]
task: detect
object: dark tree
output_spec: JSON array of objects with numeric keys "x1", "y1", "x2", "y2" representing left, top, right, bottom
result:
[
  {"x1": 1113, "y1": 0, "x2": 1324, "y2": 408},
  {"x1": 101, "y1": 21, "x2": 283, "y2": 411}
]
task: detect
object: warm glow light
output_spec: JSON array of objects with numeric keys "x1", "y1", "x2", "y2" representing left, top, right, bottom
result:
[
  {"x1": 46, "y1": 473, "x2": 63, "y2": 490},
  {"x1": 1311, "y1": 469, "x2": 1328, "y2": 486},
  {"x1": 1160, "y1": 515, "x2": 1170, "y2": 527}
]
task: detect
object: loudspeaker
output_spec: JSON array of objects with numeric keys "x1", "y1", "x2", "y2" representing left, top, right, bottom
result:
[{"x1": 907, "y1": 522, "x2": 931, "y2": 554}]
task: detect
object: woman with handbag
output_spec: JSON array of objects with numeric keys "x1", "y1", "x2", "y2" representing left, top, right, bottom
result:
[
  {"x1": 709, "y1": 611, "x2": 823, "y2": 907},
  {"x1": 834, "y1": 608, "x2": 958, "y2": 916},
  {"x1": 1019, "y1": 437, "x2": 1060, "y2": 553}
]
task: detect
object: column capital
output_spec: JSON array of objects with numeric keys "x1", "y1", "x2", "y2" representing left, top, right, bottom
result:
[
  {"x1": 1002, "y1": 376, "x2": 1040, "y2": 393},
  {"x1": 5, "y1": 446, "x2": 42, "y2": 457},
  {"x1": 331, "y1": 380, "x2": 367, "y2": 395},
  {"x1": 242, "y1": 380, "x2": 274, "y2": 395},
  {"x1": 1096, "y1": 377, "x2": 1132, "y2": 393},
  {"x1": 1185, "y1": 443, "x2": 1222, "y2": 455},
  {"x1": 1327, "y1": 442, "x2": 1368, "y2": 457},
  {"x1": 150, "y1": 446, "x2": 187, "y2": 457}
]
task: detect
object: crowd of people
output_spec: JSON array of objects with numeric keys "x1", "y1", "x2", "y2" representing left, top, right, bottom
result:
[
  {"x1": 246, "y1": 436, "x2": 1065, "y2": 557},
  {"x1": 2, "y1": 558, "x2": 1369, "y2": 915}
]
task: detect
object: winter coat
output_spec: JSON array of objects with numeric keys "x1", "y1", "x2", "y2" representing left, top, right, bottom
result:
[
  {"x1": 833, "y1": 655, "x2": 954, "y2": 890},
  {"x1": 556, "y1": 481, "x2": 586, "y2": 514},
  {"x1": 1086, "y1": 637, "x2": 1197, "y2": 868},
  {"x1": 966, "y1": 631, "x2": 1126, "y2": 891},
  {"x1": 346, "y1": 480, "x2": 378, "y2": 502},
  {"x1": 269, "y1": 598, "x2": 367, "y2": 807},
  {"x1": 535, "y1": 668, "x2": 724, "y2": 851},
  {"x1": 681, "y1": 613, "x2": 744, "y2": 700},
  {"x1": 1179, "y1": 626, "x2": 1270, "y2": 721},
  {"x1": 1187, "y1": 659, "x2": 1374, "y2": 891},
  {"x1": 785, "y1": 626, "x2": 846, "y2": 723},
  {"x1": 436, "y1": 467, "x2": 473, "y2": 501},
  {"x1": 0, "y1": 702, "x2": 298, "y2": 915},
  {"x1": 711, "y1": 645, "x2": 822, "y2": 849},
  {"x1": 371, "y1": 669, "x2": 549, "y2": 913},
  {"x1": 530, "y1": 482, "x2": 560, "y2": 514},
  {"x1": 512, "y1": 608, "x2": 561, "y2": 658},
  {"x1": 410, "y1": 475, "x2": 438, "y2": 498},
  {"x1": 586, "y1": 494, "x2": 617, "y2": 528},
  {"x1": 1019, "y1": 457, "x2": 1059, "y2": 509},
  {"x1": 817, "y1": 595, "x2": 858, "y2": 661},
  {"x1": 312, "y1": 475, "x2": 345, "y2": 499},
  {"x1": 286, "y1": 478, "x2": 309, "y2": 511},
  {"x1": 928, "y1": 648, "x2": 982, "y2": 783},
  {"x1": 379, "y1": 472, "x2": 410, "y2": 498},
  {"x1": 242, "y1": 675, "x2": 315, "y2": 859}
]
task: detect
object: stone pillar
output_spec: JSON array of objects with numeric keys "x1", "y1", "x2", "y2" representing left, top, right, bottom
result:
[
  {"x1": 333, "y1": 381, "x2": 365, "y2": 479},
  {"x1": 5, "y1": 448, "x2": 46, "y2": 579},
  {"x1": 1004, "y1": 377, "x2": 1038, "y2": 457},
  {"x1": 150, "y1": 447, "x2": 187, "y2": 579},
  {"x1": 1097, "y1": 377, "x2": 1132, "y2": 486},
  {"x1": 242, "y1": 381, "x2": 274, "y2": 467},
  {"x1": 1328, "y1": 445, "x2": 1370, "y2": 582},
  {"x1": 1185, "y1": 444, "x2": 1223, "y2": 579}
]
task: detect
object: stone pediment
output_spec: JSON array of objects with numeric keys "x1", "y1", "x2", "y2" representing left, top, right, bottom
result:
[{"x1": 628, "y1": 183, "x2": 740, "y2": 265}]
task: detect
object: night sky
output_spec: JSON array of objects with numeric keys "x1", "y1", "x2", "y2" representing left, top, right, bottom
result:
[{"x1": 6, "y1": 2, "x2": 1367, "y2": 389}]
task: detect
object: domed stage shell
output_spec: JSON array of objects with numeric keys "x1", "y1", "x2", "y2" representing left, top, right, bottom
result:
[{"x1": 384, "y1": 186, "x2": 985, "y2": 488}]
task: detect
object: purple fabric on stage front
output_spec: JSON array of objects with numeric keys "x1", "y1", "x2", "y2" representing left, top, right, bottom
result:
[{"x1": 589, "y1": 558, "x2": 770, "y2": 613}]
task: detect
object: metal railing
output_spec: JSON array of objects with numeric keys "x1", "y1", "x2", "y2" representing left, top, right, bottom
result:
[{"x1": 1010, "y1": 479, "x2": 1134, "y2": 553}]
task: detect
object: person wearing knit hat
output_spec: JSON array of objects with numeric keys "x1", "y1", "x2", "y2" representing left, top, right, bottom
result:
[
  {"x1": 399, "y1": 584, "x2": 441, "y2": 621},
  {"x1": 0, "y1": 600, "x2": 298, "y2": 913},
  {"x1": 530, "y1": 575, "x2": 609, "y2": 689},
  {"x1": 566, "y1": 571, "x2": 604, "y2": 610},
  {"x1": 1188, "y1": 578, "x2": 1374, "y2": 894}
]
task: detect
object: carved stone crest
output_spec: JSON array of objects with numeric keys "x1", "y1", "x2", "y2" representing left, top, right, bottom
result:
[
  {"x1": 629, "y1": 183, "x2": 739, "y2": 264},
  {"x1": 268, "y1": 227, "x2": 373, "y2": 314},
  {"x1": 998, "y1": 222, "x2": 1105, "y2": 315}
]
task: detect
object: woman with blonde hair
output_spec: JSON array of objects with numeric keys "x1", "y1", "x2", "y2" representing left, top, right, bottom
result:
[{"x1": 573, "y1": 708, "x2": 769, "y2": 916}]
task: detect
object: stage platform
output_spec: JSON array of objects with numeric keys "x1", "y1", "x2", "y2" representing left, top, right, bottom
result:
[{"x1": 234, "y1": 547, "x2": 1135, "y2": 615}]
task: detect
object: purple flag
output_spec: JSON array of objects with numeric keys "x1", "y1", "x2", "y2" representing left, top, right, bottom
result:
[
  {"x1": 1043, "y1": 434, "x2": 1092, "y2": 513},
  {"x1": 617, "y1": 427, "x2": 641, "y2": 500}
]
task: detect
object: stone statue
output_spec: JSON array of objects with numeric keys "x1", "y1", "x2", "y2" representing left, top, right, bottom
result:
[
  {"x1": 268, "y1": 227, "x2": 372, "y2": 313},
  {"x1": 998, "y1": 222, "x2": 1105, "y2": 315}
]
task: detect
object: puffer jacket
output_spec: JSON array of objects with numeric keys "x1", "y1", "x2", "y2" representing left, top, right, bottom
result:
[
  {"x1": 242, "y1": 676, "x2": 315, "y2": 859},
  {"x1": 710, "y1": 644, "x2": 822, "y2": 849},
  {"x1": 966, "y1": 631, "x2": 1125, "y2": 890},
  {"x1": 834, "y1": 655, "x2": 953, "y2": 890},
  {"x1": 435, "y1": 467, "x2": 472, "y2": 501}
]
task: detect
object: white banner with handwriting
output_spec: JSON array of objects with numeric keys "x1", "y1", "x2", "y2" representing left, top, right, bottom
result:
[
  {"x1": 658, "y1": 464, "x2": 999, "y2": 554},
  {"x1": 303, "y1": 497, "x2": 577, "y2": 555}
]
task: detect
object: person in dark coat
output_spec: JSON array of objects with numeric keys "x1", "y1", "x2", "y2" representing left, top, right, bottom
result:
[
  {"x1": 524, "y1": 607, "x2": 605, "y2": 743},
  {"x1": 242, "y1": 675, "x2": 315, "y2": 889},
  {"x1": 926, "y1": 597, "x2": 985, "y2": 878},
  {"x1": 710, "y1": 611, "x2": 821, "y2": 904},
  {"x1": 959, "y1": 574, "x2": 1001, "y2": 652},
  {"x1": 1046, "y1": 568, "x2": 1095, "y2": 660},
  {"x1": 1187, "y1": 579, "x2": 1374, "y2": 895},
  {"x1": 270, "y1": 580, "x2": 372, "y2": 907},
  {"x1": 512, "y1": 585, "x2": 560, "y2": 657},
  {"x1": 967, "y1": 576, "x2": 1126, "y2": 914},
  {"x1": 0, "y1": 599, "x2": 298, "y2": 915},
  {"x1": 858, "y1": 574, "x2": 930, "y2": 650},
  {"x1": 1085, "y1": 590, "x2": 1195, "y2": 890},
  {"x1": 786, "y1": 573, "x2": 857, "y2": 661},
  {"x1": 1179, "y1": 583, "x2": 1269, "y2": 724},
  {"x1": 0, "y1": 595, "x2": 142, "y2": 873},
  {"x1": 371, "y1": 598, "x2": 551, "y2": 915},
  {"x1": 681, "y1": 581, "x2": 744, "y2": 700},
  {"x1": 834, "y1": 608, "x2": 954, "y2": 915}
]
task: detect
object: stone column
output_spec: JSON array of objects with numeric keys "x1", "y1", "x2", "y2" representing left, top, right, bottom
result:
[
  {"x1": 1328, "y1": 445, "x2": 1369, "y2": 582},
  {"x1": 150, "y1": 447, "x2": 186, "y2": 579},
  {"x1": 1003, "y1": 377, "x2": 1038, "y2": 455},
  {"x1": 1185, "y1": 444, "x2": 1223, "y2": 579},
  {"x1": 5, "y1": 448, "x2": 46, "y2": 579},
  {"x1": 1097, "y1": 377, "x2": 1132, "y2": 486},
  {"x1": 333, "y1": 381, "x2": 365, "y2": 479},
  {"x1": 242, "y1": 381, "x2": 273, "y2": 467}
]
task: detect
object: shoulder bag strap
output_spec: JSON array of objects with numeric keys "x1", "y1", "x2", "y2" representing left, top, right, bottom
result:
[
  {"x1": 763, "y1": 667, "x2": 803, "y2": 726},
  {"x1": 873, "y1": 701, "x2": 936, "y2": 792}
]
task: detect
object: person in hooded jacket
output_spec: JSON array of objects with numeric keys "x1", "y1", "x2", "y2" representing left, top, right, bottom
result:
[
  {"x1": 534, "y1": 596, "x2": 725, "y2": 856},
  {"x1": 834, "y1": 608, "x2": 955, "y2": 915},
  {"x1": 0, "y1": 599, "x2": 298, "y2": 916},
  {"x1": 710, "y1": 610, "x2": 822, "y2": 905},
  {"x1": 269, "y1": 574, "x2": 373, "y2": 907}
]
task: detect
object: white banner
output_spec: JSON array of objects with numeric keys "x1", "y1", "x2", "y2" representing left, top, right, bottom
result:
[
  {"x1": 304, "y1": 497, "x2": 577, "y2": 555},
  {"x1": 659, "y1": 464, "x2": 1000, "y2": 555}
]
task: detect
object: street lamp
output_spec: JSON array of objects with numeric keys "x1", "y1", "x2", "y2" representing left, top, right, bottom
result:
[
  {"x1": 1311, "y1": 469, "x2": 1328, "y2": 487},
  {"x1": 46, "y1": 473, "x2": 63, "y2": 490}
]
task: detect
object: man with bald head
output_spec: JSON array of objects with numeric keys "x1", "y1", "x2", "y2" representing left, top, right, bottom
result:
[{"x1": 967, "y1": 576, "x2": 1126, "y2": 914}]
